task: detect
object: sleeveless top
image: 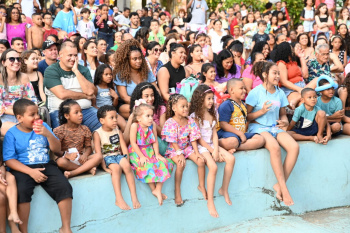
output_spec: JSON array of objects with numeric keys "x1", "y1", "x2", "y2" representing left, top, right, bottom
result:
[
  {"x1": 96, "y1": 86, "x2": 113, "y2": 108},
  {"x1": 31, "y1": 72, "x2": 41, "y2": 102},
  {"x1": 330, "y1": 49, "x2": 345, "y2": 64},
  {"x1": 277, "y1": 60, "x2": 304, "y2": 85},
  {"x1": 319, "y1": 16, "x2": 328, "y2": 23},
  {"x1": 95, "y1": 127, "x2": 122, "y2": 158},
  {"x1": 163, "y1": 61, "x2": 186, "y2": 90},
  {"x1": 6, "y1": 23, "x2": 27, "y2": 49}
]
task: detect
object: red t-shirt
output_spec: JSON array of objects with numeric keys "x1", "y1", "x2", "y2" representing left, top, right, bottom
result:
[{"x1": 43, "y1": 28, "x2": 58, "y2": 41}]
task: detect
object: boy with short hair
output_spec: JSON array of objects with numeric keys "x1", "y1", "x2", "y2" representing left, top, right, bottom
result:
[
  {"x1": 76, "y1": 8, "x2": 96, "y2": 39},
  {"x1": 287, "y1": 88, "x2": 331, "y2": 144},
  {"x1": 218, "y1": 79, "x2": 265, "y2": 153},
  {"x1": 28, "y1": 13, "x2": 44, "y2": 49},
  {"x1": 49, "y1": 0, "x2": 63, "y2": 15},
  {"x1": 148, "y1": 19, "x2": 165, "y2": 45},
  {"x1": 11, "y1": 37, "x2": 24, "y2": 55},
  {"x1": 3, "y1": 99, "x2": 73, "y2": 233},
  {"x1": 251, "y1": 20, "x2": 269, "y2": 49},
  {"x1": 93, "y1": 105, "x2": 140, "y2": 210},
  {"x1": 43, "y1": 13, "x2": 58, "y2": 41}
]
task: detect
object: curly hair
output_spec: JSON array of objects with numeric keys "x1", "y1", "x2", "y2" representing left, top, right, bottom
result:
[
  {"x1": 58, "y1": 99, "x2": 79, "y2": 125},
  {"x1": 129, "y1": 82, "x2": 164, "y2": 115},
  {"x1": 274, "y1": 41, "x2": 294, "y2": 63},
  {"x1": 251, "y1": 61, "x2": 277, "y2": 83},
  {"x1": 215, "y1": 49, "x2": 237, "y2": 79},
  {"x1": 20, "y1": 50, "x2": 37, "y2": 73},
  {"x1": 250, "y1": 41, "x2": 269, "y2": 60},
  {"x1": 165, "y1": 94, "x2": 187, "y2": 119},
  {"x1": 132, "y1": 103, "x2": 154, "y2": 123},
  {"x1": 189, "y1": 85, "x2": 217, "y2": 126},
  {"x1": 113, "y1": 39, "x2": 149, "y2": 83}
]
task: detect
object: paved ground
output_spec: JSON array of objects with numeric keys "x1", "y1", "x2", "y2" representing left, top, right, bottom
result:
[{"x1": 204, "y1": 207, "x2": 350, "y2": 233}]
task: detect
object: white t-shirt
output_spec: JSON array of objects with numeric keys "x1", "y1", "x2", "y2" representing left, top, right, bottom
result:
[
  {"x1": 76, "y1": 20, "x2": 95, "y2": 38},
  {"x1": 114, "y1": 14, "x2": 130, "y2": 31},
  {"x1": 208, "y1": 30, "x2": 227, "y2": 53},
  {"x1": 18, "y1": 0, "x2": 41, "y2": 17}
]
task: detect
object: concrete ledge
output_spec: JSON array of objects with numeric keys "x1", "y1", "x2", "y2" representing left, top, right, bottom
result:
[{"x1": 6, "y1": 136, "x2": 350, "y2": 233}]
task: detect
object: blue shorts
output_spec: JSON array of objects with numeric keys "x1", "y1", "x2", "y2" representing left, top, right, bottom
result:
[
  {"x1": 217, "y1": 129, "x2": 256, "y2": 147},
  {"x1": 293, "y1": 120, "x2": 318, "y2": 136},
  {"x1": 280, "y1": 80, "x2": 305, "y2": 97},
  {"x1": 248, "y1": 123, "x2": 285, "y2": 137},
  {"x1": 104, "y1": 154, "x2": 127, "y2": 168}
]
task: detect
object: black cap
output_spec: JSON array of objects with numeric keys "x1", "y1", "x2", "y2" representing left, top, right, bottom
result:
[{"x1": 42, "y1": 40, "x2": 58, "y2": 50}]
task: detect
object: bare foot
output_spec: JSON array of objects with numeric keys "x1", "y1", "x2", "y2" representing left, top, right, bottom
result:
[
  {"x1": 228, "y1": 148, "x2": 236, "y2": 154},
  {"x1": 198, "y1": 185, "x2": 208, "y2": 200},
  {"x1": 89, "y1": 167, "x2": 97, "y2": 176},
  {"x1": 115, "y1": 199, "x2": 131, "y2": 210},
  {"x1": 218, "y1": 187, "x2": 232, "y2": 205},
  {"x1": 207, "y1": 200, "x2": 219, "y2": 218},
  {"x1": 175, "y1": 194, "x2": 183, "y2": 206},
  {"x1": 313, "y1": 136, "x2": 319, "y2": 143},
  {"x1": 8, "y1": 212, "x2": 23, "y2": 225},
  {"x1": 64, "y1": 171, "x2": 71, "y2": 179},
  {"x1": 162, "y1": 193, "x2": 168, "y2": 200},
  {"x1": 281, "y1": 190, "x2": 294, "y2": 206},
  {"x1": 273, "y1": 183, "x2": 283, "y2": 201},
  {"x1": 132, "y1": 199, "x2": 141, "y2": 209},
  {"x1": 59, "y1": 227, "x2": 73, "y2": 233},
  {"x1": 152, "y1": 189, "x2": 163, "y2": 206}
]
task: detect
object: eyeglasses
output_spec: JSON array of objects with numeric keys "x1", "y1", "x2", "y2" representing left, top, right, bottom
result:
[
  {"x1": 320, "y1": 53, "x2": 330, "y2": 57},
  {"x1": 153, "y1": 48, "x2": 162, "y2": 53},
  {"x1": 0, "y1": 12, "x2": 6, "y2": 16},
  {"x1": 7, "y1": 57, "x2": 21, "y2": 63},
  {"x1": 12, "y1": 12, "x2": 19, "y2": 15}
]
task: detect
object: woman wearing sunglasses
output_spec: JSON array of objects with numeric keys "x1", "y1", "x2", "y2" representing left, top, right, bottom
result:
[
  {"x1": 145, "y1": 41, "x2": 163, "y2": 78},
  {"x1": 0, "y1": 49, "x2": 37, "y2": 136}
]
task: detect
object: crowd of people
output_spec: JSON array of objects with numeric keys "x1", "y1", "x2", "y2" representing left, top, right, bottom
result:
[{"x1": 1, "y1": 0, "x2": 350, "y2": 232}]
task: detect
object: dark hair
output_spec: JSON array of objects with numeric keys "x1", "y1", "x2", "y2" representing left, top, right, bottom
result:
[
  {"x1": 43, "y1": 12, "x2": 52, "y2": 18},
  {"x1": 251, "y1": 52, "x2": 264, "y2": 63},
  {"x1": 330, "y1": 35, "x2": 345, "y2": 51},
  {"x1": 6, "y1": 7, "x2": 22, "y2": 24},
  {"x1": 13, "y1": 98, "x2": 36, "y2": 118},
  {"x1": 162, "y1": 33, "x2": 180, "y2": 52},
  {"x1": 0, "y1": 49, "x2": 21, "y2": 90},
  {"x1": 159, "y1": 12, "x2": 166, "y2": 18},
  {"x1": 150, "y1": 19, "x2": 159, "y2": 25},
  {"x1": 319, "y1": 78, "x2": 330, "y2": 86},
  {"x1": 94, "y1": 64, "x2": 114, "y2": 89},
  {"x1": 250, "y1": 41, "x2": 270, "y2": 60},
  {"x1": 58, "y1": 99, "x2": 80, "y2": 125},
  {"x1": 276, "y1": 11, "x2": 286, "y2": 21},
  {"x1": 165, "y1": 94, "x2": 187, "y2": 119},
  {"x1": 199, "y1": 63, "x2": 215, "y2": 83},
  {"x1": 124, "y1": 7, "x2": 130, "y2": 12},
  {"x1": 129, "y1": 82, "x2": 165, "y2": 115},
  {"x1": 265, "y1": 2, "x2": 273, "y2": 9},
  {"x1": 146, "y1": 41, "x2": 160, "y2": 56},
  {"x1": 195, "y1": 33, "x2": 206, "y2": 41},
  {"x1": 20, "y1": 50, "x2": 37, "y2": 73},
  {"x1": 229, "y1": 41, "x2": 243, "y2": 54},
  {"x1": 315, "y1": 3, "x2": 328, "y2": 16},
  {"x1": 209, "y1": 11, "x2": 216, "y2": 18},
  {"x1": 80, "y1": 8, "x2": 91, "y2": 14},
  {"x1": 32, "y1": 13, "x2": 41, "y2": 18},
  {"x1": 215, "y1": 49, "x2": 237, "y2": 78},
  {"x1": 169, "y1": 43, "x2": 184, "y2": 59},
  {"x1": 185, "y1": 31, "x2": 196, "y2": 42},
  {"x1": 97, "y1": 105, "x2": 116, "y2": 121},
  {"x1": 297, "y1": 32, "x2": 311, "y2": 47},
  {"x1": 99, "y1": 4, "x2": 108, "y2": 10},
  {"x1": 257, "y1": 20, "x2": 267, "y2": 26},
  {"x1": 47, "y1": 34, "x2": 59, "y2": 42},
  {"x1": 187, "y1": 44, "x2": 201, "y2": 64},
  {"x1": 301, "y1": 87, "x2": 316, "y2": 97},
  {"x1": 304, "y1": 0, "x2": 314, "y2": 5},
  {"x1": 251, "y1": 61, "x2": 276, "y2": 82},
  {"x1": 11, "y1": 37, "x2": 23, "y2": 45},
  {"x1": 337, "y1": 23, "x2": 350, "y2": 54},
  {"x1": 0, "y1": 39, "x2": 10, "y2": 50},
  {"x1": 221, "y1": 35, "x2": 234, "y2": 49},
  {"x1": 130, "y1": 12, "x2": 139, "y2": 18},
  {"x1": 73, "y1": 36, "x2": 87, "y2": 53},
  {"x1": 135, "y1": 27, "x2": 149, "y2": 49},
  {"x1": 81, "y1": 40, "x2": 100, "y2": 67},
  {"x1": 274, "y1": 41, "x2": 294, "y2": 63},
  {"x1": 104, "y1": 49, "x2": 115, "y2": 66}
]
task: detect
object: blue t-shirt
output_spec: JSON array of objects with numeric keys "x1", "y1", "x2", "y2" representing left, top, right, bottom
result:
[
  {"x1": 3, "y1": 123, "x2": 56, "y2": 165},
  {"x1": 114, "y1": 71, "x2": 156, "y2": 96},
  {"x1": 315, "y1": 96, "x2": 342, "y2": 116},
  {"x1": 218, "y1": 99, "x2": 247, "y2": 133},
  {"x1": 52, "y1": 10, "x2": 76, "y2": 33},
  {"x1": 38, "y1": 60, "x2": 50, "y2": 76},
  {"x1": 246, "y1": 84, "x2": 289, "y2": 126},
  {"x1": 292, "y1": 104, "x2": 320, "y2": 128}
]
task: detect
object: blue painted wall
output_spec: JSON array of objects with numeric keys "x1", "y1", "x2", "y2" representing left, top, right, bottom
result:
[{"x1": 6, "y1": 136, "x2": 350, "y2": 232}]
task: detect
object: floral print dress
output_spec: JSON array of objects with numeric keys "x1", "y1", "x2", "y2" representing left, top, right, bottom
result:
[{"x1": 129, "y1": 124, "x2": 174, "y2": 183}]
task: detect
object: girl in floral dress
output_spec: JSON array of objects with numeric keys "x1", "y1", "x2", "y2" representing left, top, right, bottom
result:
[
  {"x1": 128, "y1": 103, "x2": 174, "y2": 206},
  {"x1": 161, "y1": 94, "x2": 203, "y2": 206}
]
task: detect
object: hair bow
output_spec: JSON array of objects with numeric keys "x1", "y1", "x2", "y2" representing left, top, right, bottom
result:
[{"x1": 134, "y1": 99, "x2": 147, "y2": 109}]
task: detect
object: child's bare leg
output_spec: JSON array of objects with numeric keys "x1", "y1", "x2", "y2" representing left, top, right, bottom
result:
[
  {"x1": 331, "y1": 122, "x2": 342, "y2": 134},
  {"x1": 171, "y1": 156, "x2": 185, "y2": 205},
  {"x1": 260, "y1": 132, "x2": 294, "y2": 206},
  {"x1": 338, "y1": 87, "x2": 347, "y2": 109},
  {"x1": 64, "y1": 154, "x2": 102, "y2": 178},
  {"x1": 315, "y1": 110, "x2": 327, "y2": 142},
  {"x1": 288, "y1": 92, "x2": 301, "y2": 110},
  {"x1": 56, "y1": 157, "x2": 80, "y2": 171},
  {"x1": 152, "y1": 182, "x2": 164, "y2": 206},
  {"x1": 18, "y1": 203, "x2": 30, "y2": 233},
  {"x1": 188, "y1": 152, "x2": 207, "y2": 200},
  {"x1": 237, "y1": 134, "x2": 265, "y2": 151},
  {"x1": 218, "y1": 147, "x2": 235, "y2": 206},
  {"x1": 343, "y1": 123, "x2": 350, "y2": 135},
  {"x1": 109, "y1": 163, "x2": 131, "y2": 210},
  {"x1": 202, "y1": 152, "x2": 219, "y2": 218},
  {"x1": 58, "y1": 198, "x2": 72, "y2": 233},
  {"x1": 5, "y1": 172, "x2": 22, "y2": 225},
  {"x1": 219, "y1": 137, "x2": 239, "y2": 153},
  {"x1": 287, "y1": 131, "x2": 316, "y2": 142},
  {"x1": 0, "y1": 185, "x2": 6, "y2": 233},
  {"x1": 119, "y1": 158, "x2": 140, "y2": 209}
]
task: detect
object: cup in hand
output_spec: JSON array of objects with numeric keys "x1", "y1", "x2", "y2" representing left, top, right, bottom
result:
[{"x1": 33, "y1": 119, "x2": 43, "y2": 133}]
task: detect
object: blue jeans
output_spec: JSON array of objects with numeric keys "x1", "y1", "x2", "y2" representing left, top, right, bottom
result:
[
  {"x1": 50, "y1": 107, "x2": 101, "y2": 132},
  {"x1": 98, "y1": 31, "x2": 114, "y2": 51}
]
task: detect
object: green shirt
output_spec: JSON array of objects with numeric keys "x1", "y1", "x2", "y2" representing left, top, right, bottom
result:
[{"x1": 148, "y1": 31, "x2": 165, "y2": 45}]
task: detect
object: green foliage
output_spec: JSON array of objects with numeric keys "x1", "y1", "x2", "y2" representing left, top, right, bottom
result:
[{"x1": 207, "y1": 0, "x2": 305, "y2": 28}]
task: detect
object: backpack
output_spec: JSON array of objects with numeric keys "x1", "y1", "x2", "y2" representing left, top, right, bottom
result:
[{"x1": 176, "y1": 75, "x2": 199, "y2": 102}]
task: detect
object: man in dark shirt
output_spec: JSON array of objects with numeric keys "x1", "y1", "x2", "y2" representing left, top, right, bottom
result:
[
  {"x1": 38, "y1": 40, "x2": 58, "y2": 76},
  {"x1": 140, "y1": 7, "x2": 152, "y2": 28}
]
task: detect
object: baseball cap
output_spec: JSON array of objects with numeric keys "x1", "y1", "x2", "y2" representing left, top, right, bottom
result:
[
  {"x1": 42, "y1": 40, "x2": 58, "y2": 50},
  {"x1": 68, "y1": 32, "x2": 81, "y2": 38}
]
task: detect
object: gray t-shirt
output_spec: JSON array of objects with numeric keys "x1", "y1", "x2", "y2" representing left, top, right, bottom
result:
[{"x1": 189, "y1": 0, "x2": 208, "y2": 25}]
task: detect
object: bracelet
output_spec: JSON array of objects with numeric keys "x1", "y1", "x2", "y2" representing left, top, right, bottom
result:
[{"x1": 175, "y1": 149, "x2": 183, "y2": 156}]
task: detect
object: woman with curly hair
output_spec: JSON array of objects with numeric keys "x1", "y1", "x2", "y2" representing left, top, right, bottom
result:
[
  {"x1": 124, "y1": 82, "x2": 167, "y2": 155},
  {"x1": 276, "y1": 42, "x2": 316, "y2": 109},
  {"x1": 214, "y1": 49, "x2": 241, "y2": 84},
  {"x1": 157, "y1": 43, "x2": 187, "y2": 101},
  {"x1": 113, "y1": 39, "x2": 158, "y2": 119}
]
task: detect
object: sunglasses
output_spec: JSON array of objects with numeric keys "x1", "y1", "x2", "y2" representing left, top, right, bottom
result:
[
  {"x1": 7, "y1": 57, "x2": 21, "y2": 63},
  {"x1": 153, "y1": 48, "x2": 162, "y2": 53}
]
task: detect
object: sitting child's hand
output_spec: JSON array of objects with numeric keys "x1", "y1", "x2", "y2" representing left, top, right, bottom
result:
[
  {"x1": 196, "y1": 152, "x2": 206, "y2": 162},
  {"x1": 0, "y1": 168, "x2": 7, "y2": 186},
  {"x1": 239, "y1": 133, "x2": 247, "y2": 144},
  {"x1": 65, "y1": 152, "x2": 78, "y2": 161},
  {"x1": 177, "y1": 154, "x2": 186, "y2": 167},
  {"x1": 79, "y1": 154, "x2": 88, "y2": 164},
  {"x1": 212, "y1": 149, "x2": 219, "y2": 162},
  {"x1": 276, "y1": 120, "x2": 289, "y2": 128},
  {"x1": 30, "y1": 168, "x2": 48, "y2": 183},
  {"x1": 333, "y1": 109, "x2": 345, "y2": 119},
  {"x1": 155, "y1": 154, "x2": 167, "y2": 163},
  {"x1": 139, "y1": 156, "x2": 148, "y2": 167}
]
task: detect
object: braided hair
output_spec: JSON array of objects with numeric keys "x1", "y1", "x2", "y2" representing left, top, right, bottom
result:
[
  {"x1": 165, "y1": 94, "x2": 187, "y2": 119},
  {"x1": 58, "y1": 99, "x2": 80, "y2": 125}
]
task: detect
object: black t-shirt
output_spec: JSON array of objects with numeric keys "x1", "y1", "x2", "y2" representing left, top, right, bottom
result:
[
  {"x1": 94, "y1": 16, "x2": 113, "y2": 34},
  {"x1": 252, "y1": 33, "x2": 270, "y2": 43},
  {"x1": 141, "y1": 16, "x2": 152, "y2": 28}
]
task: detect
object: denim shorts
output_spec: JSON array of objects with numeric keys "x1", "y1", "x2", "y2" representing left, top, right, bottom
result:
[
  {"x1": 104, "y1": 154, "x2": 127, "y2": 168},
  {"x1": 248, "y1": 123, "x2": 285, "y2": 137},
  {"x1": 280, "y1": 80, "x2": 306, "y2": 97},
  {"x1": 217, "y1": 129, "x2": 256, "y2": 147}
]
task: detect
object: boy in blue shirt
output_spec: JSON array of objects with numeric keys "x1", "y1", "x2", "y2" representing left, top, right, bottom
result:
[
  {"x1": 3, "y1": 99, "x2": 73, "y2": 233},
  {"x1": 288, "y1": 88, "x2": 331, "y2": 144},
  {"x1": 218, "y1": 79, "x2": 265, "y2": 153}
]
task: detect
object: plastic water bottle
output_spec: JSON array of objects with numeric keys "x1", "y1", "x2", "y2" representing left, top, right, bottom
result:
[{"x1": 271, "y1": 124, "x2": 278, "y2": 137}]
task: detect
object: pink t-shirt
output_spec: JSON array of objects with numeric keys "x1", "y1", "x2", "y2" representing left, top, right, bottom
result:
[
  {"x1": 0, "y1": 23, "x2": 6, "y2": 40},
  {"x1": 153, "y1": 105, "x2": 166, "y2": 126},
  {"x1": 242, "y1": 65, "x2": 263, "y2": 90}
]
